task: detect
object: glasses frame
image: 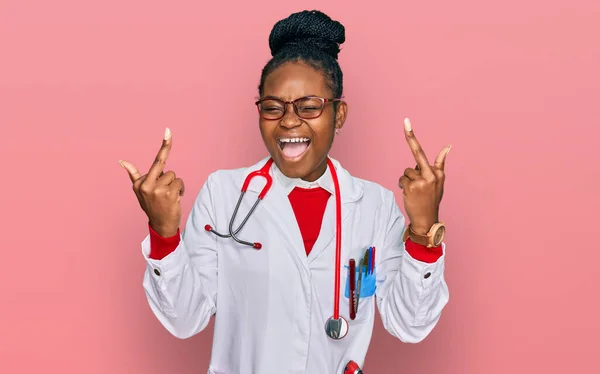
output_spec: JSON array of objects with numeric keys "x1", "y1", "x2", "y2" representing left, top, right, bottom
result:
[{"x1": 254, "y1": 95, "x2": 343, "y2": 120}]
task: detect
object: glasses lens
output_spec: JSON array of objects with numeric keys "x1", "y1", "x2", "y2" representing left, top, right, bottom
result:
[
  {"x1": 296, "y1": 97, "x2": 324, "y2": 119},
  {"x1": 259, "y1": 99, "x2": 285, "y2": 119}
]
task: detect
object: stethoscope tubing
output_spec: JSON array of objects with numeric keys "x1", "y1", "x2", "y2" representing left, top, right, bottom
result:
[
  {"x1": 208, "y1": 193, "x2": 259, "y2": 239},
  {"x1": 205, "y1": 159, "x2": 274, "y2": 250},
  {"x1": 228, "y1": 192, "x2": 262, "y2": 247},
  {"x1": 206, "y1": 157, "x2": 345, "y2": 336},
  {"x1": 328, "y1": 158, "x2": 342, "y2": 320}
]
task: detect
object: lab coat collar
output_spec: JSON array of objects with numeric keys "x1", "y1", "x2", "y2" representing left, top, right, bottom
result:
[
  {"x1": 242, "y1": 155, "x2": 363, "y2": 203},
  {"x1": 272, "y1": 161, "x2": 334, "y2": 196}
]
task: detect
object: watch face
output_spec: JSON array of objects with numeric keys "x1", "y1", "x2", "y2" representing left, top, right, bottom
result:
[{"x1": 434, "y1": 226, "x2": 445, "y2": 246}]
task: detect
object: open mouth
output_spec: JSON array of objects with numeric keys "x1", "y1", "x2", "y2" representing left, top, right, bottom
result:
[{"x1": 278, "y1": 137, "x2": 311, "y2": 160}]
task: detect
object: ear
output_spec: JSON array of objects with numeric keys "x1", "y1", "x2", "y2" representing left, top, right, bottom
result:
[{"x1": 334, "y1": 101, "x2": 348, "y2": 130}]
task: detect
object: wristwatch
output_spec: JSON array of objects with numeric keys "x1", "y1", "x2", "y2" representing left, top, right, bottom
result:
[{"x1": 403, "y1": 222, "x2": 445, "y2": 248}]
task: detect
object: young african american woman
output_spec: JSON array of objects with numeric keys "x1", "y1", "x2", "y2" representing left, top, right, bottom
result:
[{"x1": 120, "y1": 9, "x2": 451, "y2": 374}]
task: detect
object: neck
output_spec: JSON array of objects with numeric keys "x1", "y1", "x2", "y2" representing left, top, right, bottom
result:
[{"x1": 301, "y1": 157, "x2": 328, "y2": 182}]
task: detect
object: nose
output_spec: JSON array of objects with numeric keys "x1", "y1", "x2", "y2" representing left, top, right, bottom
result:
[{"x1": 279, "y1": 103, "x2": 302, "y2": 129}]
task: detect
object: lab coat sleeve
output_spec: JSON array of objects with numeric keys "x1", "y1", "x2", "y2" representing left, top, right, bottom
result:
[
  {"x1": 140, "y1": 174, "x2": 218, "y2": 339},
  {"x1": 375, "y1": 190, "x2": 450, "y2": 343}
]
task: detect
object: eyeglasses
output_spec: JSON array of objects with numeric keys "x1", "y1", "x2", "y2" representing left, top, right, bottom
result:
[{"x1": 255, "y1": 96, "x2": 342, "y2": 120}]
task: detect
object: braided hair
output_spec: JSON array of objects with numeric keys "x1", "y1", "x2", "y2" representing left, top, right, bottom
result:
[{"x1": 258, "y1": 10, "x2": 345, "y2": 99}]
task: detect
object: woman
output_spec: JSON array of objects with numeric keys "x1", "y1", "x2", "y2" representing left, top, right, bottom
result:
[{"x1": 119, "y1": 10, "x2": 450, "y2": 374}]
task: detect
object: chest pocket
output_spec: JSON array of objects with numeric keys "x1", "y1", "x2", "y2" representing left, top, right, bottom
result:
[
  {"x1": 341, "y1": 247, "x2": 377, "y2": 322},
  {"x1": 344, "y1": 265, "x2": 376, "y2": 299}
]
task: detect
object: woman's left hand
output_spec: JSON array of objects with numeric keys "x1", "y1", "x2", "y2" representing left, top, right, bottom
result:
[{"x1": 398, "y1": 118, "x2": 451, "y2": 235}]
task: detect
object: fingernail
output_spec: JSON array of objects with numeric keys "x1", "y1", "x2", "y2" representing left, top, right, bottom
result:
[
  {"x1": 446, "y1": 144, "x2": 452, "y2": 155},
  {"x1": 164, "y1": 127, "x2": 171, "y2": 140},
  {"x1": 404, "y1": 118, "x2": 412, "y2": 132},
  {"x1": 118, "y1": 160, "x2": 125, "y2": 168}
]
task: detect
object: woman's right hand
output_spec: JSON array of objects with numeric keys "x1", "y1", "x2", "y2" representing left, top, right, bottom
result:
[{"x1": 119, "y1": 128, "x2": 185, "y2": 238}]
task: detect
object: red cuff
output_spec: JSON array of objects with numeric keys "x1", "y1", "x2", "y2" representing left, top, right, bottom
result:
[
  {"x1": 404, "y1": 238, "x2": 443, "y2": 263},
  {"x1": 148, "y1": 222, "x2": 181, "y2": 260}
]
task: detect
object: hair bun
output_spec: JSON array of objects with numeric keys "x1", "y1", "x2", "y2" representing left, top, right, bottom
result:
[{"x1": 269, "y1": 10, "x2": 346, "y2": 59}]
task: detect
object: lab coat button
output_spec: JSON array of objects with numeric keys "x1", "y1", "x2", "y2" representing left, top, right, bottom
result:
[
  {"x1": 424, "y1": 272, "x2": 431, "y2": 279},
  {"x1": 154, "y1": 269, "x2": 161, "y2": 276}
]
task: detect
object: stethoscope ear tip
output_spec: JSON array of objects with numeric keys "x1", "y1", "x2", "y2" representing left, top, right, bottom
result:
[
  {"x1": 253, "y1": 243, "x2": 262, "y2": 250},
  {"x1": 205, "y1": 225, "x2": 212, "y2": 231}
]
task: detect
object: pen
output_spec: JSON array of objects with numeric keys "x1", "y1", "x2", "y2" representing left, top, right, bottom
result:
[
  {"x1": 349, "y1": 259, "x2": 356, "y2": 320},
  {"x1": 371, "y1": 246, "x2": 376, "y2": 274},
  {"x1": 367, "y1": 247, "x2": 373, "y2": 274},
  {"x1": 356, "y1": 258, "x2": 363, "y2": 314}
]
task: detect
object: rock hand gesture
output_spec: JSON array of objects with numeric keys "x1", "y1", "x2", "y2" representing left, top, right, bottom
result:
[
  {"x1": 118, "y1": 128, "x2": 184, "y2": 238},
  {"x1": 398, "y1": 118, "x2": 451, "y2": 236}
]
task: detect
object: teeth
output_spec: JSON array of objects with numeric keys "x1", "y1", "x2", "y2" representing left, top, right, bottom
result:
[{"x1": 279, "y1": 138, "x2": 310, "y2": 143}]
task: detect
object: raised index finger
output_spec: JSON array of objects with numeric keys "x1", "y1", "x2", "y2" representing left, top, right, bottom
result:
[
  {"x1": 403, "y1": 118, "x2": 434, "y2": 178},
  {"x1": 147, "y1": 127, "x2": 173, "y2": 182}
]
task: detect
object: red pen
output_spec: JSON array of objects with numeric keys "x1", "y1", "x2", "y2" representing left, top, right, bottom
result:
[
  {"x1": 349, "y1": 259, "x2": 356, "y2": 320},
  {"x1": 370, "y1": 247, "x2": 376, "y2": 274}
]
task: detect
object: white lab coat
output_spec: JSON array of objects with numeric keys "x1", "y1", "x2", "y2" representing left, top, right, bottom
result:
[{"x1": 141, "y1": 156, "x2": 449, "y2": 374}]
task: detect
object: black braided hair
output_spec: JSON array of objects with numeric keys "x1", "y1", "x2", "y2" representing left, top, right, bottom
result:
[{"x1": 258, "y1": 10, "x2": 345, "y2": 99}]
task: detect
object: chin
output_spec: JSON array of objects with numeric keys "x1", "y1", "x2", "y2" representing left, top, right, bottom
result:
[{"x1": 274, "y1": 158, "x2": 309, "y2": 178}]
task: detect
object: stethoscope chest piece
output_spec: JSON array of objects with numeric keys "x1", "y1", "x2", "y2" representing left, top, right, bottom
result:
[{"x1": 325, "y1": 316, "x2": 349, "y2": 340}]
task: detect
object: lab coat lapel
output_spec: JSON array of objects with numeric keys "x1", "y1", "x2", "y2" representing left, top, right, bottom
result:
[
  {"x1": 307, "y1": 158, "x2": 363, "y2": 264},
  {"x1": 306, "y1": 196, "x2": 340, "y2": 263},
  {"x1": 262, "y1": 181, "x2": 309, "y2": 271}
]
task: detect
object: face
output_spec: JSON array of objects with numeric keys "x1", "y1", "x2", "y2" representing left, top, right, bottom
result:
[{"x1": 259, "y1": 61, "x2": 348, "y2": 181}]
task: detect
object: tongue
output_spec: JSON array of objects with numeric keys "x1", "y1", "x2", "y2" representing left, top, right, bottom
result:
[{"x1": 282, "y1": 142, "x2": 308, "y2": 158}]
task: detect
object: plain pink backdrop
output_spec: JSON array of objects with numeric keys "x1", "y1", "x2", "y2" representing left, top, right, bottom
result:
[{"x1": 1, "y1": 0, "x2": 599, "y2": 373}]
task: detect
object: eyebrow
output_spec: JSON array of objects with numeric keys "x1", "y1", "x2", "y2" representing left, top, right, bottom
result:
[
  {"x1": 261, "y1": 95, "x2": 318, "y2": 101},
  {"x1": 262, "y1": 95, "x2": 282, "y2": 100}
]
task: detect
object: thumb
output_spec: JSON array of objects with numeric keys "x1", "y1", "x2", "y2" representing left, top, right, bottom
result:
[{"x1": 119, "y1": 160, "x2": 142, "y2": 183}]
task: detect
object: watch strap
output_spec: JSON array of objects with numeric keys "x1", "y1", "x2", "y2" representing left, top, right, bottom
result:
[
  {"x1": 403, "y1": 224, "x2": 429, "y2": 247},
  {"x1": 403, "y1": 223, "x2": 445, "y2": 248}
]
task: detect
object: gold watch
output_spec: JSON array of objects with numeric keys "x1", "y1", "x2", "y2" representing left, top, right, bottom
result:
[{"x1": 403, "y1": 222, "x2": 445, "y2": 248}]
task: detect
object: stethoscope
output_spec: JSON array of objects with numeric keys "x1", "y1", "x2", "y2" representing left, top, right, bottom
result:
[{"x1": 205, "y1": 157, "x2": 350, "y2": 340}]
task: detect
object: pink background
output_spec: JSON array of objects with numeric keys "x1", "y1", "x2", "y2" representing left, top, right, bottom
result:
[{"x1": 1, "y1": 0, "x2": 599, "y2": 373}]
